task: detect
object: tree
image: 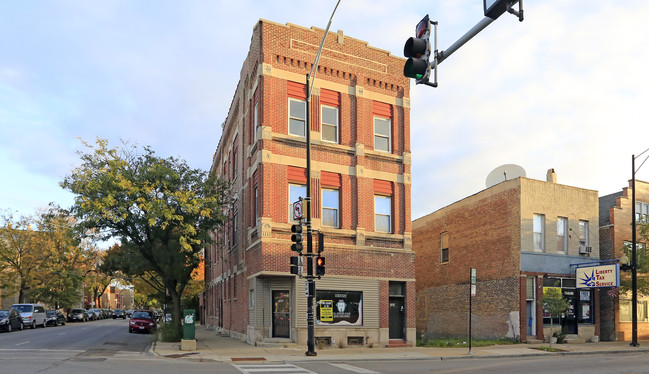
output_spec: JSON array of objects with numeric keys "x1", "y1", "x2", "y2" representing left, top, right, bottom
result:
[
  {"x1": 542, "y1": 284, "x2": 569, "y2": 348},
  {"x1": 61, "y1": 139, "x2": 228, "y2": 338},
  {"x1": 30, "y1": 206, "x2": 91, "y2": 310},
  {"x1": 0, "y1": 211, "x2": 45, "y2": 303}
]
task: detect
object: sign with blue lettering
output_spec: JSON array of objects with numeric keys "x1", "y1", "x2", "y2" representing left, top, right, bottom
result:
[{"x1": 576, "y1": 264, "x2": 619, "y2": 289}]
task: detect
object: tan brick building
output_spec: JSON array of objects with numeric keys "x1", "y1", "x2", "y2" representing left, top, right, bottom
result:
[
  {"x1": 413, "y1": 170, "x2": 601, "y2": 342},
  {"x1": 599, "y1": 179, "x2": 649, "y2": 341},
  {"x1": 204, "y1": 19, "x2": 415, "y2": 347}
]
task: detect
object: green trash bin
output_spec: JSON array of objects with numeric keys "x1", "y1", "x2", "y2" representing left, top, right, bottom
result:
[{"x1": 183, "y1": 309, "x2": 196, "y2": 340}]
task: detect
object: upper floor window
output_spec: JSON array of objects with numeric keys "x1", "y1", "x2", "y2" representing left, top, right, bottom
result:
[
  {"x1": 321, "y1": 105, "x2": 339, "y2": 143},
  {"x1": 374, "y1": 116, "x2": 391, "y2": 153},
  {"x1": 289, "y1": 98, "x2": 306, "y2": 137},
  {"x1": 533, "y1": 214, "x2": 545, "y2": 251},
  {"x1": 637, "y1": 202, "x2": 649, "y2": 223},
  {"x1": 289, "y1": 184, "x2": 307, "y2": 222},
  {"x1": 440, "y1": 232, "x2": 449, "y2": 263},
  {"x1": 253, "y1": 101, "x2": 259, "y2": 142},
  {"x1": 557, "y1": 217, "x2": 567, "y2": 253},
  {"x1": 374, "y1": 195, "x2": 392, "y2": 233},
  {"x1": 579, "y1": 220, "x2": 589, "y2": 246},
  {"x1": 322, "y1": 188, "x2": 339, "y2": 228}
]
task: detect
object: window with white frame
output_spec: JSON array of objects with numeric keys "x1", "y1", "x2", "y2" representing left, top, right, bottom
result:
[
  {"x1": 321, "y1": 105, "x2": 339, "y2": 143},
  {"x1": 289, "y1": 184, "x2": 307, "y2": 222},
  {"x1": 533, "y1": 214, "x2": 545, "y2": 251},
  {"x1": 579, "y1": 220, "x2": 589, "y2": 246},
  {"x1": 637, "y1": 201, "x2": 649, "y2": 223},
  {"x1": 557, "y1": 217, "x2": 567, "y2": 253},
  {"x1": 374, "y1": 195, "x2": 392, "y2": 233},
  {"x1": 374, "y1": 116, "x2": 391, "y2": 152},
  {"x1": 289, "y1": 98, "x2": 306, "y2": 137},
  {"x1": 322, "y1": 188, "x2": 339, "y2": 228}
]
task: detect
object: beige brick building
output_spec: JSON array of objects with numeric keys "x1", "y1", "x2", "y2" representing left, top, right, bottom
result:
[
  {"x1": 413, "y1": 170, "x2": 601, "y2": 342},
  {"x1": 204, "y1": 19, "x2": 415, "y2": 347}
]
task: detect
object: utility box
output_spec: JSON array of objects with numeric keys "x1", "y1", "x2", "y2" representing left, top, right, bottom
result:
[{"x1": 183, "y1": 309, "x2": 196, "y2": 341}]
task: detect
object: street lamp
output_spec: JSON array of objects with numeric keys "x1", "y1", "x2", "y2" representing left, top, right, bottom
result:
[{"x1": 631, "y1": 148, "x2": 649, "y2": 347}]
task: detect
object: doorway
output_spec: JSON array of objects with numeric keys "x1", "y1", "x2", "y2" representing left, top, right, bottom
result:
[
  {"x1": 272, "y1": 290, "x2": 290, "y2": 338},
  {"x1": 388, "y1": 282, "x2": 405, "y2": 340}
]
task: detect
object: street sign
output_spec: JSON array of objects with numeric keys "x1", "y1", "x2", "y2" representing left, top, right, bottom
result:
[
  {"x1": 470, "y1": 268, "x2": 477, "y2": 284},
  {"x1": 471, "y1": 284, "x2": 477, "y2": 296},
  {"x1": 293, "y1": 200, "x2": 303, "y2": 220}
]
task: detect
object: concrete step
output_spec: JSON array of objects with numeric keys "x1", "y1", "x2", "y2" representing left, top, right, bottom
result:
[
  {"x1": 386, "y1": 339, "x2": 412, "y2": 348},
  {"x1": 564, "y1": 334, "x2": 586, "y2": 344},
  {"x1": 254, "y1": 339, "x2": 297, "y2": 348},
  {"x1": 525, "y1": 336, "x2": 543, "y2": 344}
]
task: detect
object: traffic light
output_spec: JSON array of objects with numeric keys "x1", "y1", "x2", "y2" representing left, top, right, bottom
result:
[
  {"x1": 403, "y1": 15, "x2": 432, "y2": 84},
  {"x1": 290, "y1": 256, "x2": 302, "y2": 275},
  {"x1": 291, "y1": 224, "x2": 303, "y2": 252},
  {"x1": 315, "y1": 256, "x2": 325, "y2": 276},
  {"x1": 317, "y1": 232, "x2": 324, "y2": 254}
]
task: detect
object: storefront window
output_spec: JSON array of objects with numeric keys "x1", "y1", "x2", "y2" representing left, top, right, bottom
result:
[{"x1": 315, "y1": 290, "x2": 363, "y2": 326}]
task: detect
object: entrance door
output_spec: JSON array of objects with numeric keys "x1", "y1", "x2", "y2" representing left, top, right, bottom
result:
[
  {"x1": 563, "y1": 289, "x2": 578, "y2": 334},
  {"x1": 272, "y1": 290, "x2": 290, "y2": 338},
  {"x1": 388, "y1": 297, "x2": 405, "y2": 339},
  {"x1": 526, "y1": 301, "x2": 536, "y2": 336}
]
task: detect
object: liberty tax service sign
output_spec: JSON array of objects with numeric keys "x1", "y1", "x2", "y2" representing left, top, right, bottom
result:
[{"x1": 576, "y1": 264, "x2": 619, "y2": 289}]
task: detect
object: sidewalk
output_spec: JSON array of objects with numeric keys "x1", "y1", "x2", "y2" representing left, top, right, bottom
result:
[{"x1": 151, "y1": 324, "x2": 649, "y2": 363}]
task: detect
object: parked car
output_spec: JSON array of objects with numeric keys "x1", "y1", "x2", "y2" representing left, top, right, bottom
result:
[
  {"x1": 86, "y1": 309, "x2": 99, "y2": 321},
  {"x1": 128, "y1": 310, "x2": 157, "y2": 333},
  {"x1": 45, "y1": 310, "x2": 66, "y2": 326},
  {"x1": 113, "y1": 309, "x2": 126, "y2": 319},
  {"x1": 11, "y1": 303, "x2": 47, "y2": 329},
  {"x1": 68, "y1": 308, "x2": 88, "y2": 322},
  {"x1": 0, "y1": 309, "x2": 23, "y2": 332}
]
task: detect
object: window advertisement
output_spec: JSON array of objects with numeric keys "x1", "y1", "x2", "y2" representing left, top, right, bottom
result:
[{"x1": 316, "y1": 290, "x2": 362, "y2": 326}]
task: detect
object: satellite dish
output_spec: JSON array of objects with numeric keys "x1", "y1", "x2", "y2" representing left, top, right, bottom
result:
[{"x1": 486, "y1": 164, "x2": 526, "y2": 188}]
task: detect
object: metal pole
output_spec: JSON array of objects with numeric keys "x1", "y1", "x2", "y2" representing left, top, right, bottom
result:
[
  {"x1": 305, "y1": 75, "x2": 316, "y2": 356},
  {"x1": 437, "y1": 17, "x2": 494, "y2": 65},
  {"x1": 468, "y1": 283, "x2": 472, "y2": 355},
  {"x1": 631, "y1": 154, "x2": 639, "y2": 346}
]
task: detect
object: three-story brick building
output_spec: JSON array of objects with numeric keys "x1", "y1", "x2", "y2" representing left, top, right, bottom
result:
[{"x1": 204, "y1": 19, "x2": 415, "y2": 347}]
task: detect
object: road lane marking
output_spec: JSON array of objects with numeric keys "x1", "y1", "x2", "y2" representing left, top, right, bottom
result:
[
  {"x1": 15, "y1": 342, "x2": 30, "y2": 346},
  {"x1": 329, "y1": 363, "x2": 380, "y2": 373}
]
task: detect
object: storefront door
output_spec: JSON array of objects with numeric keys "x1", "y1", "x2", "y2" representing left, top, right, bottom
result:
[
  {"x1": 563, "y1": 289, "x2": 578, "y2": 334},
  {"x1": 272, "y1": 290, "x2": 290, "y2": 338},
  {"x1": 389, "y1": 297, "x2": 405, "y2": 339}
]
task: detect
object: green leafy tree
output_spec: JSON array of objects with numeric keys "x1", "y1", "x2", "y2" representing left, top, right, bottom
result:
[
  {"x1": 30, "y1": 206, "x2": 90, "y2": 310},
  {"x1": 542, "y1": 284, "x2": 569, "y2": 348},
  {"x1": 61, "y1": 139, "x2": 228, "y2": 338},
  {"x1": 0, "y1": 211, "x2": 45, "y2": 303},
  {"x1": 620, "y1": 221, "x2": 649, "y2": 296}
]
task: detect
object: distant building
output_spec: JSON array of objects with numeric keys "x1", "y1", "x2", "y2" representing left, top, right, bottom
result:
[
  {"x1": 413, "y1": 170, "x2": 601, "y2": 342},
  {"x1": 204, "y1": 19, "x2": 415, "y2": 347},
  {"x1": 599, "y1": 179, "x2": 649, "y2": 341}
]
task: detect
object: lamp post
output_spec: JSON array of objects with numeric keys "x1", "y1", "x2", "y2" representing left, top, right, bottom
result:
[{"x1": 631, "y1": 148, "x2": 649, "y2": 347}]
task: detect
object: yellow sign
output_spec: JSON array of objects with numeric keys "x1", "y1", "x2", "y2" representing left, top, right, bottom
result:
[{"x1": 319, "y1": 300, "x2": 333, "y2": 322}]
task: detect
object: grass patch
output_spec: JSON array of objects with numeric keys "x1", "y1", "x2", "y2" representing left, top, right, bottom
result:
[
  {"x1": 533, "y1": 346, "x2": 567, "y2": 352},
  {"x1": 417, "y1": 337, "x2": 518, "y2": 348}
]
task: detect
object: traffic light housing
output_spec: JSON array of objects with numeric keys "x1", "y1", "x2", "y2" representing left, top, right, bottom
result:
[
  {"x1": 315, "y1": 256, "x2": 325, "y2": 276},
  {"x1": 291, "y1": 224, "x2": 303, "y2": 252},
  {"x1": 290, "y1": 256, "x2": 302, "y2": 275},
  {"x1": 403, "y1": 15, "x2": 432, "y2": 84},
  {"x1": 317, "y1": 232, "x2": 324, "y2": 254}
]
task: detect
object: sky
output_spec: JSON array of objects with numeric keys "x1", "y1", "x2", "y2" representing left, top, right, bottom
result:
[{"x1": 1, "y1": 0, "x2": 648, "y2": 224}]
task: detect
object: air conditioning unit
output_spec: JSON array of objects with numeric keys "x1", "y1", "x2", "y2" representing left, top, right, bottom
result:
[{"x1": 579, "y1": 245, "x2": 592, "y2": 254}]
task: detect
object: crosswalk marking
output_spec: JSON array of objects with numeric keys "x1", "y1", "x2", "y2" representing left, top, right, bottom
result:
[
  {"x1": 329, "y1": 363, "x2": 379, "y2": 374},
  {"x1": 232, "y1": 363, "x2": 316, "y2": 374}
]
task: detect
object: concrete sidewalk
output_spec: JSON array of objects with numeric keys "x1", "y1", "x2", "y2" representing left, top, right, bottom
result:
[{"x1": 151, "y1": 324, "x2": 649, "y2": 363}]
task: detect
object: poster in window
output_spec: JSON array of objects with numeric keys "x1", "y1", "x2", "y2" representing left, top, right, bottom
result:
[
  {"x1": 581, "y1": 303, "x2": 590, "y2": 319},
  {"x1": 580, "y1": 291, "x2": 590, "y2": 301},
  {"x1": 316, "y1": 290, "x2": 362, "y2": 326}
]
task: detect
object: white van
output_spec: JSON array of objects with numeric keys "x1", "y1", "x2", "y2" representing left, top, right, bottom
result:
[{"x1": 11, "y1": 304, "x2": 47, "y2": 329}]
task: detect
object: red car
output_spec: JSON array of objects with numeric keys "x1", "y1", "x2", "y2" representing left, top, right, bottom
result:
[{"x1": 128, "y1": 310, "x2": 157, "y2": 333}]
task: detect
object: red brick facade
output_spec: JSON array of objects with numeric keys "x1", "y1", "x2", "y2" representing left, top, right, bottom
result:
[
  {"x1": 413, "y1": 175, "x2": 601, "y2": 342},
  {"x1": 205, "y1": 19, "x2": 414, "y2": 347}
]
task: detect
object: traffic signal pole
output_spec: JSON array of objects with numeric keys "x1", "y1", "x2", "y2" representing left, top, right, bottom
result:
[{"x1": 303, "y1": 0, "x2": 340, "y2": 357}]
